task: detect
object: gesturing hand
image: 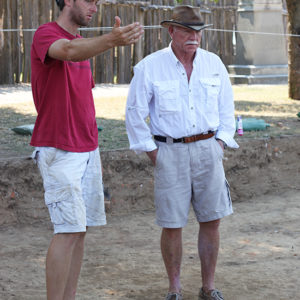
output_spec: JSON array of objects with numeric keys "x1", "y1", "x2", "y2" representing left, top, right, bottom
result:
[{"x1": 111, "y1": 16, "x2": 144, "y2": 46}]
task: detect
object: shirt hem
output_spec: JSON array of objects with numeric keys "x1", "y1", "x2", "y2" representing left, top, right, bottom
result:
[{"x1": 30, "y1": 142, "x2": 98, "y2": 153}]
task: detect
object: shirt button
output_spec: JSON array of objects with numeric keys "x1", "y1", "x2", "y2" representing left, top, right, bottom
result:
[
  {"x1": 193, "y1": 125, "x2": 195, "y2": 127},
  {"x1": 182, "y1": 73, "x2": 185, "y2": 75},
  {"x1": 191, "y1": 107, "x2": 194, "y2": 110},
  {"x1": 189, "y1": 89, "x2": 191, "y2": 92}
]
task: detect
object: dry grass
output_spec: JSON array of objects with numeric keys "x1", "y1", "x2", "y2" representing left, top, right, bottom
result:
[
  {"x1": 0, "y1": 84, "x2": 299, "y2": 158},
  {"x1": 233, "y1": 85, "x2": 300, "y2": 139}
]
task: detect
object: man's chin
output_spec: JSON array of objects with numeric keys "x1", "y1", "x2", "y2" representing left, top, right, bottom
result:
[{"x1": 184, "y1": 46, "x2": 198, "y2": 53}]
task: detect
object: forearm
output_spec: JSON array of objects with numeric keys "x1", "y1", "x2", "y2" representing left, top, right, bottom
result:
[
  {"x1": 64, "y1": 33, "x2": 117, "y2": 61},
  {"x1": 48, "y1": 19, "x2": 143, "y2": 62}
]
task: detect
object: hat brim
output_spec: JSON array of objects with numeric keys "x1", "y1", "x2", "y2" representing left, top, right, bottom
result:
[{"x1": 161, "y1": 20, "x2": 212, "y2": 32}]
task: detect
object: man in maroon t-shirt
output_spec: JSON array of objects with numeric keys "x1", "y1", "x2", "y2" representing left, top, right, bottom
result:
[{"x1": 30, "y1": 0, "x2": 143, "y2": 298}]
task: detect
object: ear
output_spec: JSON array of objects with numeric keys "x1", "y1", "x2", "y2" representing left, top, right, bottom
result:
[
  {"x1": 64, "y1": 0, "x2": 72, "y2": 7},
  {"x1": 168, "y1": 25, "x2": 174, "y2": 37}
]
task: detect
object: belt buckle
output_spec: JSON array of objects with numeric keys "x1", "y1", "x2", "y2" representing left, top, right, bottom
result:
[{"x1": 166, "y1": 137, "x2": 173, "y2": 144}]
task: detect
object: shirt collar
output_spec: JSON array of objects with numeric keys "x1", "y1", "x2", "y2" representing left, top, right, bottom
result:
[{"x1": 167, "y1": 43, "x2": 180, "y2": 66}]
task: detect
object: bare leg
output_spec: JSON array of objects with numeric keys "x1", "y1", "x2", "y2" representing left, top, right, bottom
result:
[
  {"x1": 161, "y1": 228, "x2": 182, "y2": 293},
  {"x1": 198, "y1": 219, "x2": 220, "y2": 292},
  {"x1": 46, "y1": 232, "x2": 86, "y2": 300},
  {"x1": 63, "y1": 232, "x2": 86, "y2": 300}
]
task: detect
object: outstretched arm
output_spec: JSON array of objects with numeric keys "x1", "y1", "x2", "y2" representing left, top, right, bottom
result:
[{"x1": 48, "y1": 16, "x2": 144, "y2": 62}]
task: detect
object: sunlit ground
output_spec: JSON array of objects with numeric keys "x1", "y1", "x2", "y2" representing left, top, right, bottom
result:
[{"x1": 0, "y1": 84, "x2": 300, "y2": 157}]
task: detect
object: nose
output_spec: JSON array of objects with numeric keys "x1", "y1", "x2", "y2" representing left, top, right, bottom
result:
[
  {"x1": 91, "y1": 2, "x2": 97, "y2": 13},
  {"x1": 190, "y1": 31, "x2": 197, "y2": 39}
]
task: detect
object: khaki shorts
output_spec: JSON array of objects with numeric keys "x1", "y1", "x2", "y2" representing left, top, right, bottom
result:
[
  {"x1": 154, "y1": 137, "x2": 233, "y2": 228},
  {"x1": 33, "y1": 147, "x2": 106, "y2": 234}
]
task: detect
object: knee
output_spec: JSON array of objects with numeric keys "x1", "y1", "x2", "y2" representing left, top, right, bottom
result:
[
  {"x1": 72, "y1": 232, "x2": 86, "y2": 243},
  {"x1": 162, "y1": 227, "x2": 182, "y2": 238},
  {"x1": 55, "y1": 232, "x2": 86, "y2": 248},
  {"x1": 199, "y1": 219, "x2": 220, "y2": 232}
]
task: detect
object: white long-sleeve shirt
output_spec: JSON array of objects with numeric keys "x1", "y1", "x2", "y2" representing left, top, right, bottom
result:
[{"x1": 126, "y1": 44, "x2": 239, "y2": 154}]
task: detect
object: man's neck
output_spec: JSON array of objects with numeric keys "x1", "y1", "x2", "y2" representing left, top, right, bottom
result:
[{"x1": 56, "y1": 14, "x2": 79, "y2": 36}]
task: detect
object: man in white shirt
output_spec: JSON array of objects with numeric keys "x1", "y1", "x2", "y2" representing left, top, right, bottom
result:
[{"x1": 125, "y1": 5, "x2": 238, "y2": 300}]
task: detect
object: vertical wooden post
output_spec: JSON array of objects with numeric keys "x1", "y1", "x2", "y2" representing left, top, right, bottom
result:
[
  {"x1": 0, "y1": 0, "x2": 14, "y2": 84},
  {"x1": 22, "y1": 0, "x2": 39, "y2": 83},
  {"x1": 96, "y1": 3, "x2": 114, "y2": 83},
  {"x1": 10, "y1": 0, "x2": 21, "y2": 83},
  {"x1": 133, "y1": 3, "x2": 144, "y2": 66}
]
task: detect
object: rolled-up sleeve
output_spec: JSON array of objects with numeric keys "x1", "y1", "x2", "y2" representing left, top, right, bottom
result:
[
  {"x1": 125, "y1": 65, "x2": 157, "y2": 154},
  {"x1": 215, "y1": 60, "x2": 239, "y2": 149}
]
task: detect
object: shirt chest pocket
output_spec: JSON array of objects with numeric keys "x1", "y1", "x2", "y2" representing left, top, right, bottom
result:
[
  {"x1": 200, "y1": 78, "x2": 221, "y2": 109},
  {"x1": 154, "y1": 80, "x2": 181, "y2": 113}
]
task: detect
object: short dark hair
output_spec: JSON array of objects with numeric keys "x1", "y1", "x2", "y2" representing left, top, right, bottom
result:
[{"x1": 56, "y1": 0, "x2": 65, "y2": 11}]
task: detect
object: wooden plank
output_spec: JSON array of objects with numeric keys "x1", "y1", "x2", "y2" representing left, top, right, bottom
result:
[
  {"x1": 82, "y1": 5, "x2": 99, "y2": 77},
  {"x1": 118, "y1": 4, "x2": 133, "y2": 83},
  {"x1": 52, "y1": 0, "x2": 60, "y2": 21},
  {"x1": 0, "y1": 0, "x2": 13, "y2": 84},
  {"x1": 219, "y1": 7, "x2": 225, "y2": 60},
  {"x1": 92, "y1": 4, "x2": 102, "y2": 78},
  {"x1": 117, "y1": 4, "x2": 126, "y2": 83},
  {"x1": 97, "y1": 3, "x2": 115, "y2": 83},
  {"x1": 93, "y1": 3, "x2": 103, "y2": 83},
  {"x1": 223, "y1": 9, "x2": 234, "y2": 65},
  {"x1": 10, "y1": 0, "x2": 21, "y2": 83},
  {"x1": 145, "y1": 8, "x2": 153, "y2": 56},
  {"x1": 39, "y1": 1, "x2": 52, "y2": 25},
  {"x1": 161, "y1": 1, "x2": 172, "y2": 49},
  {"x1": 152, "y1": 3, "x2": 160, "y2": 52},
  {"x1": 133, "y1": 3, "x2": 144, "y2": 65},
  {"x1": 22, "y1": 0, "x2": 32, "y2": 82},
  {"x1": 124, "y1": 4, "x2": 135, "y2": 82}
]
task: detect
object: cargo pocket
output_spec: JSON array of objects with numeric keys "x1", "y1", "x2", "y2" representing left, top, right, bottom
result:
[
  {"x1": 45, "y1": 185, "x2": 78, "y2": 225},
  {"x1": 47, "y1": 202, "x2": 64, "y2": 225},
  {"x1": 213, "y1": 138, "x2": 224, "y2": 160},
  {"x1": 155, "y1": 80, "x2": 180, "y2": 113},
  {"x1": 200, "y1": 78, "x2": 221, "y2": 114}
]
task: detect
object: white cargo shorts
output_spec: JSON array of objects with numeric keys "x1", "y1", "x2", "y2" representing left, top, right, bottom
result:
[
  {"x1": 33, "y1": 147, "x2": 106, "y2": 234},
  {"x1": 154, "y1": 137, "x2": 233, "y2": 228}
]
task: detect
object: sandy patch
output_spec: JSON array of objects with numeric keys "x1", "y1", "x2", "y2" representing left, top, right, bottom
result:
[{"x1": 0, "y1": 136, "x2": 300, "y2": 299}]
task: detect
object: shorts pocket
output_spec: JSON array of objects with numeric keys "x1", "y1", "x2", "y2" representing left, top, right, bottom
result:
[
  {"x1": 38, "y1": 147, "x2": 57, "y2": 166},
  {"x1": 155, "y1": 146, "x2": 162, "y2": 167},
  {"x1": 213, "y1": 139, "x2": 224, "y2": 160},
  {"x1": 47, "y1": 202, "x2": 64, "y2": 225},
  {"x1": 154, "y1": 146, "x2": 179, "y2": 188},
  {"x1": 45, "y1": 186, "x2": 78, "y2": 225}
]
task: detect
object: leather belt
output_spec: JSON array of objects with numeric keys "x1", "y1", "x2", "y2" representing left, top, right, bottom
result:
[{"x1": 154, "y1": 131, "x2": 215, "y2": 144}]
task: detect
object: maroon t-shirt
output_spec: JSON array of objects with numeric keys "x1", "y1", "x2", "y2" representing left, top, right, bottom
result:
[{"x1": 30, "y1": 22, "x2": 98, "y2": 152}]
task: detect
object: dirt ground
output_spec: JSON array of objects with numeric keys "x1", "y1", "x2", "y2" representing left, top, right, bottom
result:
[{"x1": 0, "y1": 135, "x2": 300, "y2": 299}]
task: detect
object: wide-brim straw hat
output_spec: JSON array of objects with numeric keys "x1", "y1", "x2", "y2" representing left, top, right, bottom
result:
[{"x1": 161, "y1": 5, "x2": 212, "y2": 32}]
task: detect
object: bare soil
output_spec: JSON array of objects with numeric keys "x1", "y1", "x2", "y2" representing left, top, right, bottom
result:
[{"x1": 1, "y1": 136, "x2": 300, "y2": 299}]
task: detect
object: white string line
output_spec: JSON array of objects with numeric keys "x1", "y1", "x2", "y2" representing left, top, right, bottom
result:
[{"x1": 1, "y1": 26, "x2": 300, "y2": 37}]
